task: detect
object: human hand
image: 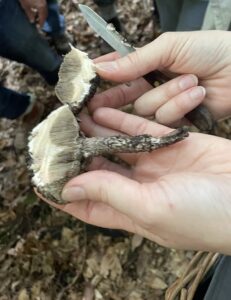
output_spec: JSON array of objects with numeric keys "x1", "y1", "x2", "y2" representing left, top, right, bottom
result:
[
  {"x1": 19, "y1": 0, "x2": 48, "y2": 27},
  {"x1": 89, "y1": 31, "x2": 231, "y2": 125},
  {"x1": 46, "y1": 108, "x2": 231, "y2": 255}
]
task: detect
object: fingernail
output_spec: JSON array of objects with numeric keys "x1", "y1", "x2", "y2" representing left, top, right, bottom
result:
[
  {"x1": 179, "y1": 75, "x2": 198, "y2": 90},
  {"x1": 189, "y1": 86, "x2": 206, "y2": 100},
  {"x1": 95, "y1": 61, "x2": 118, "y2": 72},
  {"x1": 62, "y1": 187, "x2": 86, "y2": 202}
]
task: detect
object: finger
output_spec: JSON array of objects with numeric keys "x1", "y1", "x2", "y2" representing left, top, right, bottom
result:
[
  {"x1": 80, "y1": 112, "x2": 138, "y2": 164},
  {"x1": 37, "y1": 6, "x2": 48, "y2": 27},
  {"x1": 155, "y1": 86, "x2": 206, "y2": 125},
  {"x1": 88, "y1": 157, "x2": 132, "y2": 178},
  {"x1": 93, "y1": 108, "x2": 171, "y2": 136},
  {"x1": 80, "y1": 112, "x2": 124, "y2": 137},
  {"x1": 36, "y1": 187, "x2": 135, "y2": 230},
  {"x1": 95, "y1": 33, "x2": 177, "y2": 82},
  {"x1": 61, "y1": 200, "x2": 136, "y2": 231},
  {"x1": 88, "y1": 78, "x2": 151, "y2": 113},
  {"x1": 169, "y1": 117, "x2": 192, "y2": 128},
  {"x1": 61, "y1": 171, "x2": 148, "y2": 221},
  {"x1": 93, "y1": 51, "x2": 121, "y2": 63},
  {"x1": 134, "y1": 74, "x2": 198, "y2": 115},
  {"x1": 26, "y1": 9, "x2": 37, "y2": 23}
]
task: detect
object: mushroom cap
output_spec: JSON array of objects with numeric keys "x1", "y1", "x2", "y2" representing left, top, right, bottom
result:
[
  {"x1": 28, "y1": 105, "x2": 82, "y2": 203},
  {"x1": 55, "y1": 46, "x2": 99, "y2": 115}
]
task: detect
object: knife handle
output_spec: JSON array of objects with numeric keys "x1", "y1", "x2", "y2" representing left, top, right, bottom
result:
[{"x1": 143, "y1": 71, "x2": 214, "y2": 132}]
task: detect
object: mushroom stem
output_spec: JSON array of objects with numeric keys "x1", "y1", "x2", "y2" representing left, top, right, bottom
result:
[{"x1": 79, "y1": 128, "x2": 188, "y2": 158}]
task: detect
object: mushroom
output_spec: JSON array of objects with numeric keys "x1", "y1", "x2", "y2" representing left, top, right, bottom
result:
[
  {"x1": 28, "y1": 105, "x2": 188, "y2": 204},
  {"x1": 55, "y1": 46, "x2": 99, "y2": 115},
  {"x1": 28, "y1": 46, "x2": 189, "y2": 204}
]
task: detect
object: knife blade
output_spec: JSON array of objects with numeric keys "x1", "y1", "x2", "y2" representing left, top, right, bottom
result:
[
  {"x1": 79, "y1": 4, "x2": 135, "y2": 56},
  {"x1": 79, "y1": 4, "x2": 214, "y2": 132}
]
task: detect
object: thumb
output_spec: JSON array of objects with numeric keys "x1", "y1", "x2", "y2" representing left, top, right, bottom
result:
[
  {"x1": 95, "y1": 32, "x2": 175, "y2": 82},
  {"x1": 61, "y1": 170, "x2": 144, "y2": 217}
]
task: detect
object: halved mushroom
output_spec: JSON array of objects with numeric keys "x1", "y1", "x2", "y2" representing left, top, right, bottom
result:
[
  {"x1": 28, "y1": 105, "x2": 188, "y2": 204},
  {"x1": 55, "y1": 46, "x2": 99, "y2": 115},
  {"x1": 28, "y1": 105, "x2": 82, "y2": 202}
]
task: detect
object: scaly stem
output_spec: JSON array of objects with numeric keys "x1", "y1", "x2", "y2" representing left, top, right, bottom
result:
[{"x1": 79, "y1": 128, "x2": 188, "y2": 158}]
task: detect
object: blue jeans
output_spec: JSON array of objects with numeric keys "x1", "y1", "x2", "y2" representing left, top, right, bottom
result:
[
  {"x1": 43, "y1": 0, "x2": 65, "y2": 37},
  {"x1": 0, "y1": 87, "x2": 31, "y2": 120},
  {"x1": 0, "y1": 0, "x2": 64, "y2": 119}
]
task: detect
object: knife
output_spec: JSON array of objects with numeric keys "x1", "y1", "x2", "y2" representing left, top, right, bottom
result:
[{"x1": 79, "y1": 4, "x2": 214, "y2": 132}]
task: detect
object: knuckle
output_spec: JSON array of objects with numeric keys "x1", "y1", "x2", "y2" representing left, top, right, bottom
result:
[
  {"x1": 85, "y1": 200, "x2": 97, "y2": 223},
  {"x1": 100, "y1": 90, "x2": 113, "y2": 107},
  {"x1": 155, "y1": 109, "x2": 165, "y2": 124},
  {"x1": 165, "y1": 78, "x2": 181, "y2": 99},
  {"x1": 124, "y1": 51, "x2": 143, "y2": 78},
  {"x1": 117, "y1": 85, "x2": 128, "y2": 107},
  {"x1": 159, "y1": 31, "x2": 173, "y2": 43},
  {"x1": 96, "y1": 174, "x2": 111, "y2": 204},
  {"x1": 157, "y1": 32, "x2": 177, "y2": 68},
  {"x1": 126, "y1": 51, "x2": 138, "y2": 66},
  {"x1": 158, "y1": 32, "x2": 169, "y2": 44},
  {"x1": 161, "y1": 87, "x2": 173, "y2": 103},
  {"x1": 98, "y1": 184, "x2": 110, "y2": 204},
  {"x1": 174, "y1": 96, "x2": 190, "y2": 116}
]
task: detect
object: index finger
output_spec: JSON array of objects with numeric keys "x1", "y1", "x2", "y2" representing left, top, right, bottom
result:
[
  {"x1": 93, "y1": 51, "x2": 121, "y2": 63},
  {"x1": 93, "y1": 107, "x2": 171, "y2": 137},
  {"x1": 37, "y1": 6, "x2": 48, "y2": 27},
  {"x1": 94, "y1": 33, "x2": 176, "y2": 83}
]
